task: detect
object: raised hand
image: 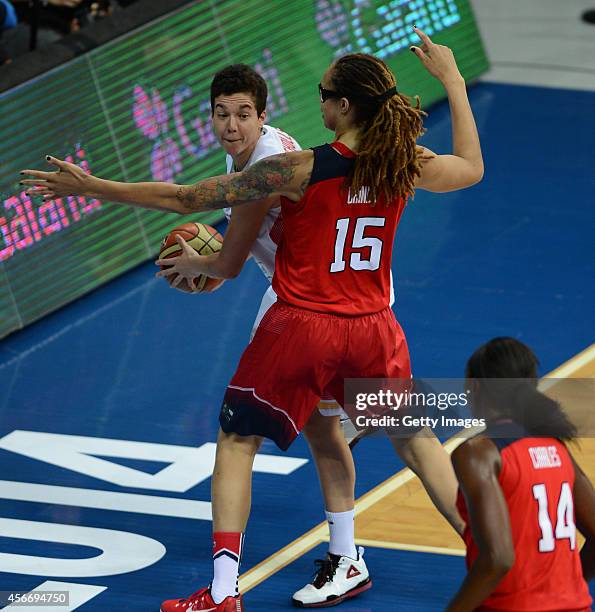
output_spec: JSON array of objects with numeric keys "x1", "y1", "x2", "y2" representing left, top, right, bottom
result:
[
  {"x1": 410, "y1": 26, "x2": 463, "y2": 85},
  {"x1": 20, "y1": 156, "x2": 91, "y2": 198}
]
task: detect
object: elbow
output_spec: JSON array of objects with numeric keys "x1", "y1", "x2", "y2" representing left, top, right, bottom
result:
[
  {"x1": 475, "y1": 545, "x2": 514, "y2": 580},
  {"x1": 459, "y1": 159, "x2": 484, "y2": 189},
  {"x1": 474, "y1": 164, "x2": 485, "y2": 184},
  {"x1": 487, "y1": 549, "x2": 515, "y2": 577},
  {"x1": 496, "y1": 552, "x2": 515, "y2": 575},
  {"x1": 220, "y1": 263, "x2": 243, "y2": 279},
  {"x1": 467, "y1": 163, "x2": 484, "y2": 187}
]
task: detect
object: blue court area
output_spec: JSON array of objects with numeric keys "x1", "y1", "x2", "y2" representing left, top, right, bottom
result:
[
  {"x1": 261, "y1": 544, "x2": 466, "y2": 611},
  {"x1": 0, "y1": 82, "x2": 593, "y2": 610}
]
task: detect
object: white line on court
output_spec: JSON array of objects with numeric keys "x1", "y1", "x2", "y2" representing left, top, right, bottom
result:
[
  {"x1": 239, "y1": 347, "x2": 594, "y2": 592},
  {"x1": 350, "y1": 538, "x2": 465, "y2": 557},
  {"x1": 240, "y1": 431, "x2": 480, "y2": 592},
  {"x1": 539, "y1": 343, "x2": 595, "y2": 391}
]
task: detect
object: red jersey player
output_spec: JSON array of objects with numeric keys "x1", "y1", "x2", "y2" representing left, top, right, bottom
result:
[
  {"x1": 22, "y1": 27, "x2": 484, "y2": 611},
  {"x1": 23, "y1": 58, "x2": 467, "y2": 607},
  {"x1": 448, "y1": 337, "x2": 594, "y2": 611}
]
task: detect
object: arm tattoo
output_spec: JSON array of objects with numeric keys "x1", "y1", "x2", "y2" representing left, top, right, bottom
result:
[
  {"x1": 298, "y1": 173, "x2": 310, "y2": 198},
  {"x1": 175, "y1": 154, "x2": 299, "y2": 212}
]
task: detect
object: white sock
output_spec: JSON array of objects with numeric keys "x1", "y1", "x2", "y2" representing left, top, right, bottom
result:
[
  {"x1": 325, "y1": 509, "x2": 357, "y2": 559},
  {"x1": 211, "y1": 532, "x2": 243, "y2": 603}
]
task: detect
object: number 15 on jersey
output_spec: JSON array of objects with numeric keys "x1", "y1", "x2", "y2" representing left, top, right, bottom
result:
[{"x1": 330, "y1": 217, "x2": 386, "y2": 273}]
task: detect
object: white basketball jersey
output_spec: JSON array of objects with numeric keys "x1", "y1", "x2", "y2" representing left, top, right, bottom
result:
[{"x1": 224, "y1": 125, "x2": 301, "y2": 281}]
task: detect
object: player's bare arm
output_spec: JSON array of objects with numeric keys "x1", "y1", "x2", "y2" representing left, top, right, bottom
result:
[
  {"x1": 570, "y1": 454, "x2": 595, "y2": 581},
  {"x1": 155, "y1": 158, "x2": 300, "y2": 284},
  {"x1": 411, "y1": 27, "x2": 484, "y2": 193},
  {"x1": 21, "y1": 151, "x2": 312, "y2": 213},
  {"x1": 21, "y1": 156, "x2": 191, "y2": 213},
  {"x1": 201, "y1": 198, "x2": 278, "y2": 279},
  {"x1": 447, "y1": 438, "x2": 514, "y2": 612},
  {"x1": 175, "y1": 150, "x2": 312, "y2": 210},
  {"x1": 156, "y1": 197, "x2": 277, "y2": 286}
]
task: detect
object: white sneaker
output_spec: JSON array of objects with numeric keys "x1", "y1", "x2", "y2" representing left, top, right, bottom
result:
[{"x1": 292, "y1": 546, "x2": 372, "y2": 608}]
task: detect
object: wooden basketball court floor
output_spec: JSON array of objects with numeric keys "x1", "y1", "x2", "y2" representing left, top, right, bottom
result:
[{"x1": 240, "y1": 344, "x2": 595, "y2": 595}]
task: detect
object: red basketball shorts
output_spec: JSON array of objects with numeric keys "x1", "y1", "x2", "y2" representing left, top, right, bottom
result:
[{"x1": 220, "y1": 301, "x2": 411, "y2": 450}]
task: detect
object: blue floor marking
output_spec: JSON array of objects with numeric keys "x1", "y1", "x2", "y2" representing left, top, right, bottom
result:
[{"x1": 0, "y1": 82, "x2": 594, "y2": 609}]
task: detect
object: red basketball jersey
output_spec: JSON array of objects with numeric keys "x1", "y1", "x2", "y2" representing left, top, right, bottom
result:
[
  {"x1": 272, "y1": 142, "x2": 406, "y2": 315},
  {"x1": 456, "y1": 424, "x2": 592, "y2": 611}
]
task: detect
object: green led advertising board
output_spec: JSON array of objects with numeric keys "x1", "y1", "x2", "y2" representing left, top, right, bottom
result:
[{"x1": 0, "y1": 0, "x2": 488, "y2": 339}]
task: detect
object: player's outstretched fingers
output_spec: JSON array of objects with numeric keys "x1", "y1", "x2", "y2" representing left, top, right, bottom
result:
[
  {"x1": 170, "y1": 274, "x2": 184, "y2": 289},
  {"x1": 45, "y1": 155, "x2": 68, "y2": 171},
  {"x1": 19, "y1": 170, "x2": 53, "y2": 181},
  {"x1": 155, "y1": 249, "x2": 179, "y2": 282},
  {"x1": 155, "y1": 256, "x2": 179, "y2": 266},
  {"x1": 166, "y1": 275, "x2": 179, "y2": 288},
  {"x1": 410, "y1": 45, "x2": 430, "y2": 65},
  {"x1": 175, "y1": 234, "x2": 194, "y2": 254},
  {"x1": 413, "y1": 25, "x2": 434, "y2": 47},
  {"x1": 155, "y1": 266, "x2": 178, "y2": 279},
  {"x1": 25, "y1": 187, "x2": 54, "y2": 197}
]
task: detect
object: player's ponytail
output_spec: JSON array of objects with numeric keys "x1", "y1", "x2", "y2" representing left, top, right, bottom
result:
[
  {"x1": 330, "y1": 54, "x2": 426, "y2": 205},
  {"x1": 510, "y1": 382, "x2": 576, "y2": 441},
  {"x1": 466, "y1": 337, "x2": 577, "y2": 441}
]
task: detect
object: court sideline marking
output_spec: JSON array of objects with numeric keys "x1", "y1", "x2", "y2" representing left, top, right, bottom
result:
[
  {"x1": 240, "y1": 435, "x2": 469, "y2": 592},
  {"x1": 239, "y1": 344, "x2": 595, "y2": 592}
]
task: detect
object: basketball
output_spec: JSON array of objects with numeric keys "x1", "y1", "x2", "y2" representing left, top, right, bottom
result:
[{"x1": 159, "y1": 222, "x2": 224, "y2": 293}]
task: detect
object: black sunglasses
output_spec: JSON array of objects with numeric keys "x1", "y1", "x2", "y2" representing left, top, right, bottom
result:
[{"x1": 318, "y1": 83, "x2": 342, "y2": 103}]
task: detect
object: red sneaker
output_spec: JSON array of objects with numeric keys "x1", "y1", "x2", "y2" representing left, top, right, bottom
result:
[{"x1": 160, "y1": 586, "x2": 244, "y2": 612}]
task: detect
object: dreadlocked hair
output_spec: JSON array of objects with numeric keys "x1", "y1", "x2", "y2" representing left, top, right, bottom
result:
[{"x1": 331, "y1": 53, "x2": 427, "y2": 205}]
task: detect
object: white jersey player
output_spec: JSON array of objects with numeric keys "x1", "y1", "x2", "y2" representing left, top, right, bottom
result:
[
  {"x1": 24, "y1": 64, "x2": 462, "y2": 611},
  {"x1": 223, "y1": 125, "x2": 299, "y2": 335}
]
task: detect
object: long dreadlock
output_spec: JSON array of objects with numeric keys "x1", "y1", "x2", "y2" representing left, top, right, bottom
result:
[{"x1": 331, "y1": 53, "x2": 426, "y2": 204}]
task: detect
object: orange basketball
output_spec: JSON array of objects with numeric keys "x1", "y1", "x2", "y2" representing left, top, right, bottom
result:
[{"x1": 159, "y1": 222, "x2": 224, "y2": 293}]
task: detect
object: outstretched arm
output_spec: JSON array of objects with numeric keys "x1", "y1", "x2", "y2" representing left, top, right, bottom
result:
[
  {"x1": 22, "y1": 156, "x2": 189, "y2": 214},
  {"x1": 411, "y1": 27, "x2": 484, "y2": 193},
  {"x1": 21, "y1": 151, "x2": 312, "y2": 213},
  {"x1": 175, "y1": 150, "x2": 311, "y2": 210}
]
